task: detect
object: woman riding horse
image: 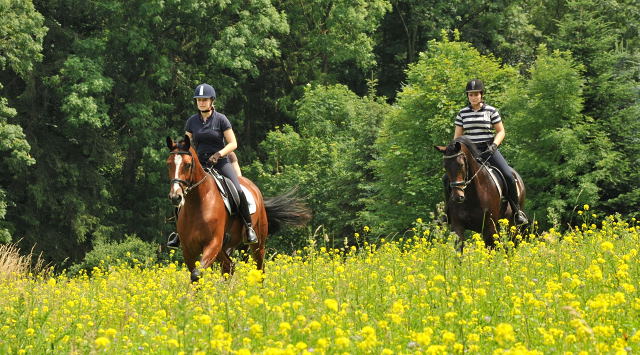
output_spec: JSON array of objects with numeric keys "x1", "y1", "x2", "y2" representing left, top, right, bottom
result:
[
  {"x1": 167, "y1": 83, "x2": 258, "y2": 247},
  {"x1": 451, "y1": 79, "x2": 528, "y2": 225}
]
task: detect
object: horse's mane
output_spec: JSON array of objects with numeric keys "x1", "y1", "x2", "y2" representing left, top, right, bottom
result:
[{"x1": 447, "y1": 136, "x2": 481, "y2": 159}]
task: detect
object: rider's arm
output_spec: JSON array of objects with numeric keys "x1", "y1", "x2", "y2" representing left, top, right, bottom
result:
[
  {"x1": 492, "y1": 122, "x2": 505, "y2": 146},
  {"x1": 218, "y1": 129, "x2": 238, "y2": 157},
  {"x1": 454, "y1": 125, "x2": 464, "y2": 139},
  {"x1": 185, "y1": 131, "x2": 196, "y2": 148}
]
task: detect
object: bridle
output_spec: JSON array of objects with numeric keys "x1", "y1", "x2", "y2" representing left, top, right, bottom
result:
[
  {"x1": 169, "y1": 150, "x2": 208, "y2": 197},
  {"x1": 443, "y1": 149, "x2": 491, "y2": 191}
]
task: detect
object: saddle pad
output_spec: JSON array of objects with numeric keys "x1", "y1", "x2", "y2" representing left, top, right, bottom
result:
[
  {"x1": 241, "y1": 185, "x2": 257, "y2": 215},
  {"x1": 487, "y1": 167, "x2": 504, "y2": 199},
  {"x1": 211, "y1": 174, "x2": 257, "y2": 215}
]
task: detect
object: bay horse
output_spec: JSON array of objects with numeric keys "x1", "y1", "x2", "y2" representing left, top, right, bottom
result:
[
  {"x1": 435, "y1": 136, "x2": 526, "y2": 250},
  {"x1": 166, "y1": 136, "x2": 311, "y2": 282}
]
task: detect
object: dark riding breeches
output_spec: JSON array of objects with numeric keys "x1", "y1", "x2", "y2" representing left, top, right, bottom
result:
[{"x1": 480, "y1": 147, "x2": 519, "y2": 204}]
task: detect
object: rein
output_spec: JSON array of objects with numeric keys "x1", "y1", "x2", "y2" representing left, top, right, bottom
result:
[{"x1": 170, "y1": 150, "x2": 209, "y2": 197}]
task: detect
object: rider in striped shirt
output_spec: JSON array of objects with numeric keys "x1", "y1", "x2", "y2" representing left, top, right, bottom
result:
[{"x1": 454, "y1": 79, "x2": 528, "y2": 225}]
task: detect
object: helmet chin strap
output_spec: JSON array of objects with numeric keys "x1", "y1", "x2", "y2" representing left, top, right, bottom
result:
[{"x1": 199, "y1": 109, "x2": 211, "y2": 113}]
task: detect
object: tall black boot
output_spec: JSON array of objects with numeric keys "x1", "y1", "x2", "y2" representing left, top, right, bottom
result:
[
  {"x1": 238, "y1": 190, "x2": 258, "y2": 244},
  {"x1": 167, "y1": 207, "x2": 180, "y2": 248},
  {"x1": 506, "y1": 178, "x2": 528, "y2": 225}
]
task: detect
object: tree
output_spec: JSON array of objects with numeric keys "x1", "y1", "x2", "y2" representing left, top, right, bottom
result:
[
  {"x1": 248, "y1": 84, "x2": 389, "y2": 245},
  {"x1": 504, "y1": 46, "x2": 615, "y2": 225},
  {"x1": 0, "y1": 0, "x2": 46, "y2": 242},
  {"x1": 547, "y1": 0, "x2": 640, "y2": 218}
]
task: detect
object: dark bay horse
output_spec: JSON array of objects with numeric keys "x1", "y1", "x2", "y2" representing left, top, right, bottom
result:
[
  {"x1": 166, "y1": 136, "x2": 311, "y2": 282},
  {"x1": 435, "y1": 136, "x2": 526, "y2": 249}
]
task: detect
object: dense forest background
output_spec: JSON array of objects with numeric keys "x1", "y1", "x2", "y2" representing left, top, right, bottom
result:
[{"x1": 1, "y1": 0, "x2": 638, "y2": 267}]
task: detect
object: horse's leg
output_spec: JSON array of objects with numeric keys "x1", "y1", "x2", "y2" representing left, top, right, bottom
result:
[
  {"x1": 483, "y1": 216, "x2": 498, "y2": 249},
  {"x1": 451, "y1": 221, "x2": 466, "y2": 253},
  {"x1": 216, "y1": 250, "x2": 235, "y2": 276},
  {"x1": 182, "y1": 248, "x2": 200, "y2": 283},
  {"x1": 249, "y1": 244, "x2": 266, "y2": 271},
  {"x1": 197, "y1": 230, "x2": 224, "y2": 280}
]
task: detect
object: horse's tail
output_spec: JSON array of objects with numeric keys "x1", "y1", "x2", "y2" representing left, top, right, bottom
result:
[{"x1": 264, "y1": 188, "x2": 312, "y2": 234}]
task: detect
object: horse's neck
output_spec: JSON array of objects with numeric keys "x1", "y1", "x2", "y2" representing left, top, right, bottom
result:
[
  {"x1": 466, "y1": 153, "x2": 491, "y2": 188},
  {"x1": 188, "y1": 165, "x2": 215, "y2": 202}
]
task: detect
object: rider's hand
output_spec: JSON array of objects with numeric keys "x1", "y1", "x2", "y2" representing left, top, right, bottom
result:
[
  {"x1": 208, "y1": 152, "x2": 222, "y2": 164},
  {"x1": 487, "y1": 143, "x2": 498, "y2": 155}
]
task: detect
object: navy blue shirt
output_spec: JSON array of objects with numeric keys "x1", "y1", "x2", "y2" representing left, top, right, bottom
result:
[{"x1": 185, "y1": 111, "x2": 232, "y2": 164}]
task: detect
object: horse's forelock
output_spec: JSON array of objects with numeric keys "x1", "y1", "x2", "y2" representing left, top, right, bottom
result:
[{"x1": 177, "y1": 140, "x2": 190, "y2": 152}]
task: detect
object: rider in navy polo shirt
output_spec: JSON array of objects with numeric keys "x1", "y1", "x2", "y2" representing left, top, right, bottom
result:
[{"x1": 167, "y1": 83, "x2": 258, "y2": 247}]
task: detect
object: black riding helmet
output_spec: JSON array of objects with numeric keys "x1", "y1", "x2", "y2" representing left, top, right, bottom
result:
[
  {"x1": 465, "y1": 79, "x2": 484, "y2": 94},
  {"x1": 193, "y1": 83, "x2": 216, "y2": 99},
  {"x1": 193, "y1": 83, "x2": 216, "y2": 113}
]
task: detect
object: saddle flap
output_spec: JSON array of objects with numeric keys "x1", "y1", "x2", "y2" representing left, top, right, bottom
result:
[
  {"x1": 207, "y1": 168, "x2": 257, "y2": 215},
  {"x1": 487, "y1": 166, "x2": 506, "y2": 200}
]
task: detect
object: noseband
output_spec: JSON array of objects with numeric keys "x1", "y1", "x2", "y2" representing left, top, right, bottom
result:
[{"x1": 170, "y1": 150, "x2": 208, "y2": 196}]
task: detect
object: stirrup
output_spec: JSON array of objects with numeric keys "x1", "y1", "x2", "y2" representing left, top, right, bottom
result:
[
  {"x1": 167, "y1": 232, "x2": 180, "y2": 248},
  {"x1": 244, "y1": 226, "x2": 258, "y2": 245},
  {"x1": 514, "y1": 210, "x2": 529, "y2": 225}
]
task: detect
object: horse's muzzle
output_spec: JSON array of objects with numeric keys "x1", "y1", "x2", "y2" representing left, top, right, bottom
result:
[
  {"x1": 453, "y1": 195, "x2": 465, "y2": 204},
  {"x1": 169, "y1": 192, "x2": 183, "y2": 206}
]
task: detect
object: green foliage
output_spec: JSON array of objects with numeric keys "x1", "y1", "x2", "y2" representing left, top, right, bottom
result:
[
  {"x1": 69, "y1": 234, "x2": 158, "y2": 275},
  {"x1": 248, "y1": 84, "x2": 390, "y2": 241},
  {"x1": 0, "y1": 0, "x2": 47, "y2": 77},
  {"x1": 367, "y1": 36, "x2": 519, "y2": 234},
  {"x1": 505, "y1": 46, "x2": 611, "y2": 225},
  {"x1": 0, "y1": 0, "x2": 45, "y2": 243}
]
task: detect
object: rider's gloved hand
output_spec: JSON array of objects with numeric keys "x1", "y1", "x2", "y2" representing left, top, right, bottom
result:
[
  {"x1": 208, "y1": 152, "x2": 222, "y2": 164},
  {"x1": 486, "y1": 143, "x2": 498, "y2": 155}
]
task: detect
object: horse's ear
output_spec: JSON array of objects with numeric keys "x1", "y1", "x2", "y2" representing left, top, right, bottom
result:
[
  {"x1": 435, "y1": 146, "x2": 446, "y2": 153},
  {"x1": 166, "y1": 136, "x2": 174, "y2": 150},
  {"x1": 183, "y1": 134, "x2": 191, "y2": 150}
]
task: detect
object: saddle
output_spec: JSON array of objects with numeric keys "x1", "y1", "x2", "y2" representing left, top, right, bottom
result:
[
  {"x1": 484, "y1": 164, "x2": 522, "y2": 203},
  {"x1": 205, "y1": 167, "x2": 257, "y2": 216}
]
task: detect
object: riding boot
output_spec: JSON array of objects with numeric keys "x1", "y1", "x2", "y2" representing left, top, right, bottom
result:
[
  {"x1": 167, "y1": 207, "x2": 181, "y2": 248},
  {"x1": 506, "y1": 178, "x2": 528, "y2": 225},
  {"x1": 238, "y1": 190, "x2": 258, "y2": 244}
]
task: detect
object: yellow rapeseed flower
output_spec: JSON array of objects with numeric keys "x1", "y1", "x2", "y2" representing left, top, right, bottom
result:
[
  {"x1": 95, "y1": 336, "x2": 110, "y2": 348},
  {"x1": 600, "y1": 241, "x2": 614, "y2": 252},
  {"x1": 494, "y1": 323, "x2": 516, "y2": 346},
  {"x1": 324, "y1": 298, "x2": 339, "y2": 312}
]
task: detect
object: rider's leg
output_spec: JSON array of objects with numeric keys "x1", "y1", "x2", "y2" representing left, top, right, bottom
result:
[
  {"x1": 167, "y1": 207, "x2": 180, "y2": 248},
  {"x1": 488, "y1": 149, "x2": 528, "y2": 225},
  {"x1": 227, "y1": 151, "x2": 242, "y2": 177},
  {"x1": 218, "y1": 161, "x2": 258, "y2": 244}
]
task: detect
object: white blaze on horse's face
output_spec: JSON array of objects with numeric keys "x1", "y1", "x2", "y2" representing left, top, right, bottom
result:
[{"x1": 171, "y1": 154, "x2": 186, "y2": 208}]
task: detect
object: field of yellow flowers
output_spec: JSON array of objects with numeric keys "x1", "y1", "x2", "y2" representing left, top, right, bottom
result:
[{"x1": 1, "y1": 210, "x2": 639, "y2": 354}]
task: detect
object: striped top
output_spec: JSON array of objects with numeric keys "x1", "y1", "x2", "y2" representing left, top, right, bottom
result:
[{"x1": 454, "y1": 104, "x2": 502, "y2": 144}]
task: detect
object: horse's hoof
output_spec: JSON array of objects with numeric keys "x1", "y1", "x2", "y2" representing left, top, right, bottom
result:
[{"x1": 190, "y1": 269, "x2": 201, "y2": 283}]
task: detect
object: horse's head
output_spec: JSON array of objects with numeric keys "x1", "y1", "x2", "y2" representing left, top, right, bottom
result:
[
  {"x1": 435, "y1": 137, "x2": 478, "y2": 203},
  {"x1": 166, "y1": 135, "x2": 198, "y2": 208}
]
